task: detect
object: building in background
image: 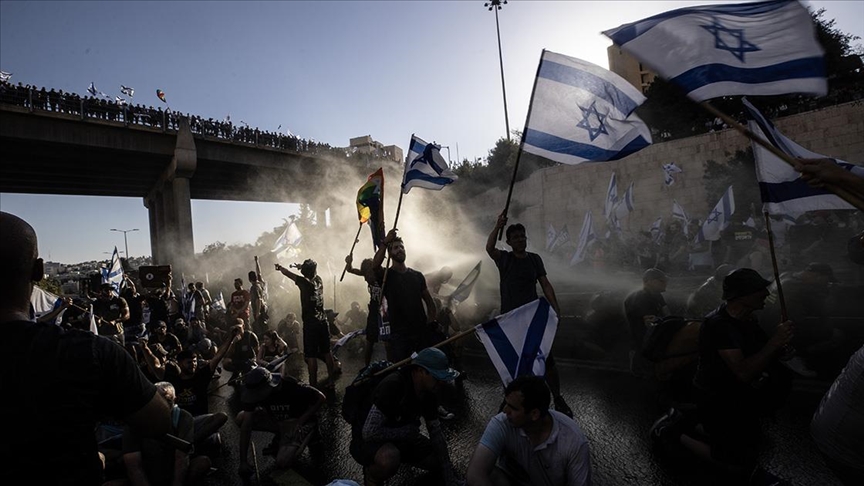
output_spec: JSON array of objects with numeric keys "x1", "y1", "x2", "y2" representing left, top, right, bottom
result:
[
  {"x1": 348, "y1": 135, "x2": 403, "y2": 168},
  {"x1": 607, "y1": 45, "x2": 656, "y2": 95}
]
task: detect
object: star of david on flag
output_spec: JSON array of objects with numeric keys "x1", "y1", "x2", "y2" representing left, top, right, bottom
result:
[
  {"x1": 101, "y1": 247, "x2": 124, "y2": 293},
  {"x1": 696, "y1": 186, "x2": 735, "y2": 243},
  {"x1": 402, "y1": 135, "x2": 458, "y2": 193},
  {"x1": 603, "y1": 0, "x2": 827, "y2": 102},
  {"x1": 474, "y1": 298, "x2": 558, "y2": 386},
  {"x1": 523, "y1": 50, "x2": 651, "y2": 165}
]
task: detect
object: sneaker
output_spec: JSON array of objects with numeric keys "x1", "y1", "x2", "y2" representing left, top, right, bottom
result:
[
  {"x1": 437, "y1": 406, "x2": 455, "y2": 421},
  {"x1": 649, "y1": 407, "x2": 683, "y2": 444},
  {"x1": 781, "y1": 356, "x2": 817, "y2": 378},
  {"x1": 553, "y1": 395, "x2": 574, "y2": 419}
]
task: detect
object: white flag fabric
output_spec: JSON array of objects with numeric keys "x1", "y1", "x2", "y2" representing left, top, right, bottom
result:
[
  {"x1": 620, "y1": 182, "x2": 635, "y2": 214},
  {"x1": 87, "y1": 82, "x2": 98, "y2": 97},
  {"x1": 546, "y1": 224, "x2": 558, "y2": 251},
  {"x1": 743, "y1": 98, "x2": 864, "y2": 214},
  {"x1": 603, "y1": 0, "x2": 827, "y2": 102},
  {"x1": 332, "y1": 329, "x2": 366, "y2": 356},
  {"x1": 523, "y1": 50, "x2": 652, "y2": 165},
  {"x1": 650, "y1": 217, "x2": 664, "y2": 243},
  {"x1": 570, "y1": 212, "x2": 596, "y2": 265},
  {"x1": 0, "y1": 71, "x2": 12, "y2": 82},
  {"x1": 696, "y1": 186, "x2": 736, "y2": 243},
  {"x1": 474, "y1": 298, "x2": 558, "y2": 386},
  {"x1": 101, "y1": 247, "x2": 124, "y2": 293},
  {"x1": 449, "y1": 261, "x2": 482, "y2": 305},
  {"x1": 663, "y1": 163, "x2": 683, "y2": 186},
  {"x1": 403, "y1": 135, "x2": 458, "y2": 193},
  {"x1": 550, "y1": 225, "x2": 571, "y2": 253},
  {"x1": 272, "y1": 218, "x2": 303, "y2": 254},
  {"x1": 211, "y1": 291, "x2": 227, "y2": 312},
  {"x1": 605, "y1": 172, "x2": 618, "y2": 221},
  {"x1": 30, "y1": 286, "x2": 61, "y2": 320},
  {"x1": 88, "y1": 304, "x2": 98, "y2": 335},
  {"x1": 115, "y1": 96, "x2": 126, "y2": 105},
  {"x1": 672, "y1": 199, "x2": 690, "y2": 224},
  {"x1": 120, "y1": 85, "x2": 134, "y2": 97}
]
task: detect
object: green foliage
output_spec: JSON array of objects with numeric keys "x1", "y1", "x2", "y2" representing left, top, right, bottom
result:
[
  {"x1": 702, "y1": 148, "x2": 761, "y2": 223},
  {"x1": 452, "y1": 136, "x2": 555, "y2": 200},
  {"x1": 36, "y1": 277, "x2": 63, "y2": 296}
]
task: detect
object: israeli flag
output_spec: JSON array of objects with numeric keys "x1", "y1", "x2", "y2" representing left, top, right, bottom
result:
[
  {"x1": 101, "y1": 247, "x2": 124, "y2": 293},
  {"x1": 550, "y1": 225, "x2": 570, "y2": 253},
  {"x1": 120, "y1": 85, "x2": 134, "y2": 97},
  {"x1": 743, "y1": 98, "x2": 864, "y2": 214},
  {"x1": 87, "y1": 82, "x2": 98, "y2": 97},
  {"x1": 211, "y1": 291, "x2": 227, "y2": 312},
  {"x1": 449, "y1": 261, "x2": 482, "y2": 305},
  {"x1": 615, "y1": 181, "x2": 636, "y2": 220},
  {"x1": 332, "y1": 329, "x2": 366, "y2": 356},
  {"x1": 696, "y1": 186, "x2": 735, "y2": 243},
  {"x1": 523, "y1": 50, "x2": 651, "y2": 165},
  {"x1": 30, "y1": 286, "x2": 62, "y2": 322},
  {"x1": 663, "y1": 163, "x2": 683, "y2": 186},
  {"x1": 402, "y1": 135, "x2": 458, "y2": 193},
  {"x1": 603, "y1": 0, "x2": 827, "y2": 102},
  {"x1": 546, "y1": 224, "x2": 558, "y2": 251},
  {"x1": 650, "y1": 217, "x2": 664, "y2": 243},
  {"x1": 475, "y1": 298, "x2": 558, "y2": 386},
  {"x1": 570, "y1": 212, "x2": 596, "y2": 265},
  {"x1": 605, "y1": 172, "x2": 618, "y2": 221},
  {"x1": 272, "y1": 218, "x2": 303, "y2": 255},
  {"x1": 672, "y1": 199, "x2": 690, "y2": 223},
  {"x1": 0, "y1": 71, "x2": 12, "y2": 82}
]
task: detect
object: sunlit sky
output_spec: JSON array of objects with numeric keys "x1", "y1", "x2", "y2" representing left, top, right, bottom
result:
[{"x1": 1, "y1": 1, "x2": 861, "y2": 263}]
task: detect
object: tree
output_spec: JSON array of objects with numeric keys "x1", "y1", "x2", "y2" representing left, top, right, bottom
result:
[{"x1": 36, "y1": 277, "x2": 63, "y2": 296}]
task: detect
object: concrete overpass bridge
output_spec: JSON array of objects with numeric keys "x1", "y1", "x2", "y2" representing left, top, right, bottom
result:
[{"x1": 0, "y1": 98, "x2": 354, "y2": 271}]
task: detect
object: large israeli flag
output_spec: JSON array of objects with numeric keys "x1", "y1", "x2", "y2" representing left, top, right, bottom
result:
[
  {"x1": 696, "y1": 186, "x2": 735, "y2": 243},
  {"x1": 272, "y1": 218, "x2": 303, "y2": 255},
  {"x1": 743, "y1": 98, "x2": 864, "y2": 214},
  {"x1": 101, "y1": 247, "x2": 124, "y2": 293},
  {"x1": 523, "y1": 50, "x2": 651, "y2": 165},
  {"x1": 403, "y1": 135, "x2": 458, "y2": 193},
  {"x1": 474, "y1": 298, "x2": 558, "y2": 386},
  {"x1": 603, "y1": 0, "x2": 826, "y2": 102}
]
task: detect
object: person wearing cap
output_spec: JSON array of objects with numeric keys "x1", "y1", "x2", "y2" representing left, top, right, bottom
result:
[
  {"x1": 623, "y1": 268, "x2": 670, "y2": 375},
  {"x1": 686, "y1": 264, "x2": 733, "y2": 319},
  {"x1": 658, "y1": 268, "x2": 794, "y2": 484},
  {"x1": 93, "y1": 282, "x2": 130, "y2": 346},
  {"x1": 467, "y1": 375, "x2": 592, "y2": 486},
  {"x1": 235, "y1": 367, "x2": 326, "y2": 477},
  {"x1": 275, "y1": 258, "x2": 338, "y2": 389},
  {"x1": 350, "y1": 347, "x2": 461, "y2": 486}
]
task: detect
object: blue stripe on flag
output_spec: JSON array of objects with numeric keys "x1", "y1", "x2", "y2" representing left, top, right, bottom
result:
[
  {"x1": 409, "y1": 137, "x2": 426, "y2": 155},
  {"x1": 760, "y1": 180, "x2": 838, "y2": 203},
  {"x1": 403, "y1": 172, "x2": 457, "y2": 187},
  {"x1": 516, "y1": 299, "x2": 550, "y2": 377},
  {"x1": 671, "y1": 57, "x2": 826, "y2": 94},
  {"x1": 605, "y1": 0, "x2": 792, "y2": 45},
  {"x1": 722, "y1": 190, "x2": 733, "y2": 217},
  {"x1": 538, "y1": 60, "x2": 639, "y2": 115},
  {"x1": 481, "y1": 318, "x2": 519, "y2": 379},
  {"x1": 524, "y1": 128, "x2": 650, "y2": 162}
]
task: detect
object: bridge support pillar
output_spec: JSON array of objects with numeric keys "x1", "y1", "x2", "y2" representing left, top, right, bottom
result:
[{"x1": 145, "y1": 118, "x2": 197, "y2": 279}]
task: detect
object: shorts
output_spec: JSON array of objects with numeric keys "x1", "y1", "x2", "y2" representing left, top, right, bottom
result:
[
  {"x1": 349, "y1": 433, "x2": 433, "y2": 467},
  {"x1": 303, "y1": 320, "x2": 331, "y2": 359}
]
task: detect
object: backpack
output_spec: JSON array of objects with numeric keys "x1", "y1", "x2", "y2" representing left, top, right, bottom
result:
[
  {"x1": 641, "y1": 316, "x2": 690, "y2": 362},
  {"x1": 341, "y1": 360, "x2": 393, "y2": 425}
]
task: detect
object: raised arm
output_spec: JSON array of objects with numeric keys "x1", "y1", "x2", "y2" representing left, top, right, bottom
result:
[
  {"x1": 274, "y1": 263, "x2": 300, "y2": 283},
  {"x1": 372, "y1": 229, "x2": 397, "y2": 270},
  {"x1": 486, "y1": 212, "x2": 507, "y2": 261},
  {"x1": 344, "y1": 254, "x2": 364, "y2": 277}
]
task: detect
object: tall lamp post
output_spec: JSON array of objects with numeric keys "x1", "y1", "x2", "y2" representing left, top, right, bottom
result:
[
  {"x1": 110, "y1": 228, "x2": 138, "y2": 259},
  {"x1": 485, "y1": 0, "x2": 510, "y2": 141}
]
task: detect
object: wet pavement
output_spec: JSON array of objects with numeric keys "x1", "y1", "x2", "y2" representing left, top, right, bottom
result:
[{"x1": 199, "y1": 342, "x2": 846, "y2": 486}]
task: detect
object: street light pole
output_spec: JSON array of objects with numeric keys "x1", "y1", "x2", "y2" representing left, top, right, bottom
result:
[
  {"x1": 485, "y1": 0, "x2": 511, "y2": 141},
  {"x1": 110, "y1": 228, "x2": 139, "y2": 258}
]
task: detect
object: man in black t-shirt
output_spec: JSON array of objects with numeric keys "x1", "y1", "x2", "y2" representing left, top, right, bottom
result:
[
  {"x1": 486, "y1": 213, "x2": 572, "y2": 417},
  {"x1": 275, "y1": 259, "x2": 338, "y2": 388},
  {"x1": 372, "y1": 230, "x2": 438, "y2": 362},
  {"x1": 93, "y1": 282, "x2": 130, "y2": 346},
  {"x1": 0, "y1": 211, "x2": 172, "y2": 486},
  {"x1": 236, "y1": 367, "x2": 326, "y2": 476}
]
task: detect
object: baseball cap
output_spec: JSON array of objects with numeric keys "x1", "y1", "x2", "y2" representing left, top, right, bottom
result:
[
  {"x1": 241, "y1": 367, "x2": 281, "y2": 404},
  {"x1": 411, "y1": 348, "x2": 459, "y2": 382},
  {"x1": 804, "y1": 262, "x2": 837, "y2": 282},
  {"x1": 722, "y1": 268, "x2": 773, "y2": 300}
]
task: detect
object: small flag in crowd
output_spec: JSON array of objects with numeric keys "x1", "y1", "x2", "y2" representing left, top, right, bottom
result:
[
  {"x1": 0, "y1": 71, "x2": 12, "y2": 82},
  {"x1": 672, "y1": 199, "x2": 690, "y2": 225},
  {"x1": 522, "y1": 50, "x2": 652, "y2": 165},
  {"x1": 101, "y1": 247, "x2": 124, "y2": 293},
  {"x1": 449, "y1": 261, "x2": 482, "y2": 305},
  {"x1": 663, "y1": 163, "x2": 683, "y2": 186},
  {"x1": 87, "y1": 82, "x2": 98, "y2": 97},
  {"x1": 211, "y1": 292, "x2": 226, "y2": 312},
  {"x1": 546, "y1": 224, "x2": 558, "y2": 252},
  {"x1": 743, "y1": 98, "x2": 864, "y2": 214},
  {"x1": 549, "y1": 225, "x2": 570, "y2": 253},
  {"x1": 332, "y1": 329, "x2": 366, "y2": 356},
  {"x1": 570, "y1": 212, "x2": 596, "y2": 265},
  {"x1": 475, "y1": 298, "x2": 558, "y2": 386},
  {"x1": 30, "y1": 286, "x2": 62, "y2": 321},
  {"x1": 115, "y1": 96, "x2": 126, "y2": 105},
  {"x1": 156, "y1": 89, "x2": 167, "y2": 103},
  {"x1": 272, "y1": 217, "x2": 303, "y2": 256},
  {"x1": 356, "y1": 168, "x2": 386, "y2": 250},
  {"x1": 605, "y1": 172, "x2": 618, "y2": 221},
  {"x1": 650, "y1": 217, "x2": 664, "y2": 243},
  {"x1": 603, "y1": 0, "x2": 827, "y2": 102},
  {"x1": 88, "y1": 304, "x2": 98, "y2": 335},
  {"x1": 615, "y1": 181, "x2": 636, "y2": 219},
  {"x1": 120, "y1": 85, "x2": 134, "y2": 97},
  {"x1": 403, "y1": 135, "x2": 458, "y2": 193},
  {"x1": 696, "y1": 186, "x2": 735, "y2": 243}
]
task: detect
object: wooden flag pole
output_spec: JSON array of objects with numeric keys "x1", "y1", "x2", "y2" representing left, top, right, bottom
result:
[
  {"x1": 340, "y1": 223, "x2": 364, "y2": 282},
  {"x1": 699, "y1": 101, "x2": 864, "y2": 211},
  {"x1": 763, "y1": 211, "x2": 788, "y2": 321},
  {"x1": 499, "y1": 49, "x2": 546, "y2": 241}
]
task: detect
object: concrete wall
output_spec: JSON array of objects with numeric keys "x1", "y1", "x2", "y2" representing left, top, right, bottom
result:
[{"x1": 466, "y1": 101, "x2": 864, "y2": 246}]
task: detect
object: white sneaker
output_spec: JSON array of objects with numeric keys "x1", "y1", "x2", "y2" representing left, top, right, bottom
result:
[
  {"x1": 781, "y1": 356, "x2": 817, "y2": 378},
  {"x1": 437, "y1": 406, "x2": 455, "y2": 421}
]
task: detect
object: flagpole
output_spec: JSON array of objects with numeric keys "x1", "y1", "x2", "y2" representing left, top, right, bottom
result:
[
  {"x1": 381, "y1": 148, "x2": 411, "y2": 292},
  {"x1": 363, "y1": 326, "x2": 480, "y2": 382},
  {"x1": 699, "y1": 101, "x2": 864, "y2": 211},
  {"x1": 763, "y1": 211, "x2": 788, "y2": 321},
  {"x1": 498, "y1": 50, "x2": 546, "y2": 241},
  {"x1": 340, "y1": 224, "x2": 364, "y2": 282}
]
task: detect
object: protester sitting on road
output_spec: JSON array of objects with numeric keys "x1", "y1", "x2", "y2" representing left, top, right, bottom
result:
[
  {"x1": 686, "y1": 264, "x2": 733, "y2": 319},
  {"x1": 466, "y1": 375, "x2": 592, "y2": 486},
  {"x1": 650, "y1": 268, "x2": 794, "y2": 485},
  {"x1": 349, "y1": 347, "x2": 462, "y2": 486},
  {"x1": 116, "y1": 382, "x2": 211, "y2": 486},
  {"x1": 623, "y1": 268, "x2": 670, "y2": 375},
  {"x1": 222, "y1": 320, "x2": 259, "y2": 375},
  {"x1": 236, "y1": 367, "x2": 326, "y2": 477},
  {"x1": 148, "y1": 319, "x2": 182, "y2": 359},
  {"x1": 257, "y1": 329, "x2": 289, "y2": 369},
  {"x1": 277, "y1": 311, "x2": 301, "y2": 353},
  {"x1": 1, "y1": 211, "x2": 172, "y2": 485}
]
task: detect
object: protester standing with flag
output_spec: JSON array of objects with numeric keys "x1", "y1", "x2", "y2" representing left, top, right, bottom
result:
[{"x1": 486, "y1": 212, "x2": 573, "y2": 418}]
